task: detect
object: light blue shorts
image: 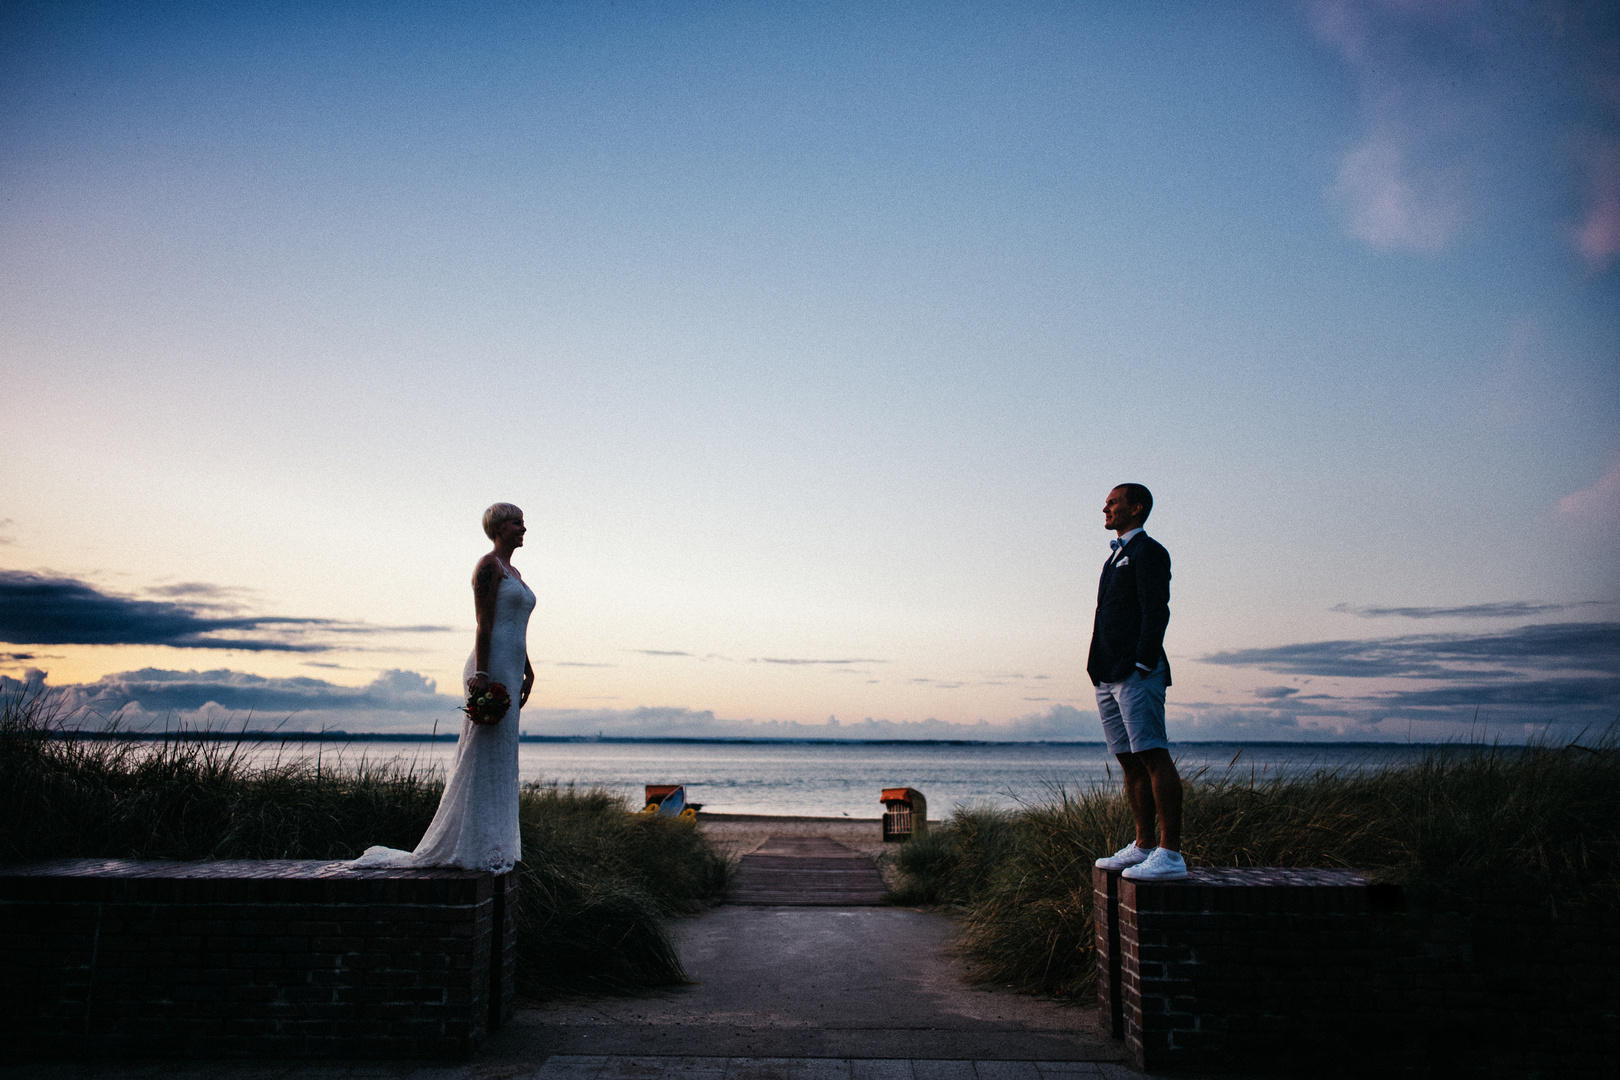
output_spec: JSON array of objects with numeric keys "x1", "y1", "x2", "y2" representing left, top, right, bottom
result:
[{"x1": 1095, "y1": 660, "x2": 1170, "y2": 755}]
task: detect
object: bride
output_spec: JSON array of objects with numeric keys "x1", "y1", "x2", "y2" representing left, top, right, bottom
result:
[{"x1": 355, "y1": 503, "x2": 535, "y2": 872}]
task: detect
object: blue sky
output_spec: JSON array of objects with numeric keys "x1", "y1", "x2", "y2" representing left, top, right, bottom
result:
[{"x1": 2, "y1": 0, "x2": 1616, "y2": 741}]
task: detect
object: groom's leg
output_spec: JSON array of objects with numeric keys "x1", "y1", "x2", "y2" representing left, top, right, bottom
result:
[
  {"x1": 1136, "y1": 748, "x2": 1182, "y2": 852},
  {"x1": 1115, "y1": 752, "x2": 1158, "y2": 849}
]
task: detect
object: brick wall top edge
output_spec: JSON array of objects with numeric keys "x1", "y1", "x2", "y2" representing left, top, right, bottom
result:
[
  {"x1": 0, "y1": 860, "x2": 497, "y2": 904},
  {"x1": 1109, "y1": 867, "x2": 1374, "y2": 914},
  {"x1": 1098, "y1": 866, "x2": 1368, "y2": 887}
]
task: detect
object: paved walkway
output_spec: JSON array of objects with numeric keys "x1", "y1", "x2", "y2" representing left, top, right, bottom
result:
[{"x1": 523, "y1": 904, "x2": 1112, "y2": 1060}]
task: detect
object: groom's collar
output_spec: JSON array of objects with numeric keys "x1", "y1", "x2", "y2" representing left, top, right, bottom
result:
[{"x1": 1114, "y1": 527, "x2": 1144, "y2": 547}]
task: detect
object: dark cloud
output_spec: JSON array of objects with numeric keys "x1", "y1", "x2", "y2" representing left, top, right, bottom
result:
[
  {"x1": 1254, "y1": 686, "x2": 1300, "y2": 699},
  {"x1": 1203, "y1": 623, "x2": 1620, "y2": 678},
  {"x1": 1373, "y1": 678, "x2": 1620, "y2": 709},
  {"x1": 1332, "y1": 601, "x2": 1599, "y2": 620},
  {"x1": 0, "y1": 570, "x2": 450, "y2": 651},
  {"x1": 634, "y1": 649, "x2": 693, "y2": 657}
]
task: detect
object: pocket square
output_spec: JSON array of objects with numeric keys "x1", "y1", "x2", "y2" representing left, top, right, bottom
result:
[{"x1": 1115, "y1": 556, "x2": 1130, "y2": 567}]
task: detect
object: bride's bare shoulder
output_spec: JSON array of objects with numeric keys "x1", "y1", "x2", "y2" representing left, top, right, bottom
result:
[{"x1": 472, "y1": 553, "x2": 502, "y2": 592}]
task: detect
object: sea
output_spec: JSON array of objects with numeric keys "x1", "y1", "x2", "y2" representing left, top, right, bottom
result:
[{"x1": 239, "y1": 738, "x2": 1443, "y2": 819}]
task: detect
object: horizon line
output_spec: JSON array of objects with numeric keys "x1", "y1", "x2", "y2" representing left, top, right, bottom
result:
[{"x1": 37, "y1": 730, "x2": 1470, "y2": 747}]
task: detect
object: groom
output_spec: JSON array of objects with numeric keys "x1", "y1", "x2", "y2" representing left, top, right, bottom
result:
[{"x1": 1088, "y1": 484, "x2": 1187, "y2": 881}]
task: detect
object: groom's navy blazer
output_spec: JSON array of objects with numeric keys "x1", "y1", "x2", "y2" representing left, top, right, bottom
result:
[{"x1": 1086, "y1": 531, "x2": 1172, "y2": 687}]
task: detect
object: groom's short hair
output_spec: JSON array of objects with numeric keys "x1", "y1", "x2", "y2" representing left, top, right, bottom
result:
[{"x1": 1115, "y1": 483, "x2": 1153, "y2": 521}]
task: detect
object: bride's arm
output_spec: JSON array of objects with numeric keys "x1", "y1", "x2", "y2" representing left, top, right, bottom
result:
[
  {"x1": 468, "y1": 557, "x2": 500, "y2": 693},
  {"x1": 521, "y1": 655, "x2": 534, "y2": 706}
]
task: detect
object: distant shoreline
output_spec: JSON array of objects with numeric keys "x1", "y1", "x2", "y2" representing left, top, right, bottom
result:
[{"x1": 35, "y1": 730, "x2": 1450, "y2": 748}]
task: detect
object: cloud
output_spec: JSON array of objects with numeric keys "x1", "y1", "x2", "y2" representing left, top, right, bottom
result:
[
  {"x1": 8, "y1": 667, "x2": 1104, "y2": 741},
  {"x1": 1172, "y1": 704, "x2": 1306, "y2": 741},
  {"x1": 0, "y1": 520, "x2": 15, "y2": 546},
  {"x1": 0, "y1": 569, "x2": 449, "y2": 651},
  {"x1": 1575, "y1": 142, "x2": 1620, "y2": 270},
  {"x1": 142, "y1": 581, "x2": 254, "y2": 608},
  {"x1": 73, "y1": 667, "x2": 452, "y2": 714},
  {"x1": 1308, "y1": 0, "x2": 1620, "y2": 261},
  {"x1": 634, "y1": 649, "x2": 693, "y2": 657},
  {"x1": 1254, "y1": 686, "x2": 1300, "y2": 699},
  {"x1": 556, "y1": 661, "x2": 617, "y2": 668},
  {"x1": 1373, "y1": 677, "x2": 1620, "y2": 708},
  {"x1": 1203, "y1": 622, "x2": 1619, "y2": 678},
  {"x1": 1559, "y1": 461, "x2": 1620, "y2": 518},
  {"x1": 524, "y1": 702, "x2": 1099, "y2": 742},
  {"x1": 753, "y1": 657, "x2": 886, "y2": 666},
  {"x1": 1332, "y1": 601, "x2": 1598, "y2": 619},
  {"x1": 1329, "y1": 135, "x2": 1460, "y2": 252}
]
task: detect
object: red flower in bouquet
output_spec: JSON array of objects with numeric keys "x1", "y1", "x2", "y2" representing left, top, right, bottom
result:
[{"x1": 463, "y1": 681, "x2": 511, "y2": 726}]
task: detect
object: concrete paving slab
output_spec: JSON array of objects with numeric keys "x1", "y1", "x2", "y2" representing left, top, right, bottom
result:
[
  {"x1": 596, "y1": 1059, "x2": 674, "y2": 1080},
  {"x1": 967, "y1": 1064, "x2": 1041, "y2": 1080},
  {"x1": 849, "y1": 1061, "x2": 913, "y2": 1080},
  {"x1": 531, "y1": 1060, "x2": 610, "y2": 1080},
  {"x1": 909, "y1": 1061, "x2": 976, "y2": 1080},
  {"x1": 653, "y1": 1058, "x2": 731, "y2": 1080},
  {"x1": 793, "y1": 1059, "x2": 855, "y2": 1080}
]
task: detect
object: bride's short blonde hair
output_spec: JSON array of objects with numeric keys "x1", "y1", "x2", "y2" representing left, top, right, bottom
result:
[{"x1": 482, "y1": 502, "x2": 524, "y2": 540}]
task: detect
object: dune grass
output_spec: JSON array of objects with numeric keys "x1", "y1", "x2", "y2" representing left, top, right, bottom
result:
[
  {"x1": 0, "y1": 685, "x2": 731, "y2": 999},
  {"x1": 889, "y1": 730, "x2": 1620, "y2": 999}
]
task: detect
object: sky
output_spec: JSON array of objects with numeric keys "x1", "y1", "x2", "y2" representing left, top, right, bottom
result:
[{"x1": 2, "y1": 0, "x2": 1616, "y2": 743}]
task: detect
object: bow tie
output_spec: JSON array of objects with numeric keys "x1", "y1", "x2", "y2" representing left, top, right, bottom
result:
[{"x1": 1110, "y1": 539, "x2": 1122, "y2": 552}]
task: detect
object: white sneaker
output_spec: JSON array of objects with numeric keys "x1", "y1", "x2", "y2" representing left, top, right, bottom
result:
[
  {"x1": 1121, "y1": 847, "x2": 1188, "y2": 881},
  {"x1": 1094, "y1": 842, "x2": 1155, "y2": 871}
]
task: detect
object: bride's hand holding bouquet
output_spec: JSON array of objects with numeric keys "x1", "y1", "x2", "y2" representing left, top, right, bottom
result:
[{"x1": 464, "y1": 673, "x2": 512, "y2": 725}]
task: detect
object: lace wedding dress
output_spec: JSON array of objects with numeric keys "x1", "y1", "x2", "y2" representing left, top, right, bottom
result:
[{"x1": 354, "y1": 561, "x2": 534, "y2": 872}]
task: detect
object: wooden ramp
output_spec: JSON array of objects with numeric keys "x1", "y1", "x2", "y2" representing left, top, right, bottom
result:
[{"x1": 725, "y1": 834, "x2": 888, "y2": 906}]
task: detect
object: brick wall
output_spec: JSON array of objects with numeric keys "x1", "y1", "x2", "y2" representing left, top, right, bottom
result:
[
  {"x1": 0, "y1": 859, "x2": 518, "y2": 1060},
  {"x1": 1092, "y1": 866, "x2": 1620, "y2": 1077}
]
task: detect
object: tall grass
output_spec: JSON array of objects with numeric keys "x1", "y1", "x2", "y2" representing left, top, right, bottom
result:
[
  {"x1": 0, "y1": 685, "x2": 731, "y2": 999},
  {"x1": 889, "y1": 730, "x2": 1620, "y2": 998}
]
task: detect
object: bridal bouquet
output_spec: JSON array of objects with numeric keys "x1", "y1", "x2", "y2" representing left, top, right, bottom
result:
[{"x1": 464, "y1": 681, "x2": 511, "y2": 726}]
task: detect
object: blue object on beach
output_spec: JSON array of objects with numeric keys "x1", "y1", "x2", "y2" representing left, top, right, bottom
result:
[{"x1": 656, "y1": 786, "x2": 685, "y2": 816}]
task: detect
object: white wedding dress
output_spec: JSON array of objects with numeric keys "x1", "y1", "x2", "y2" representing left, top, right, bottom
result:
[{"x1": 354, "y1": 560, "x2": 534, "y2": 872}]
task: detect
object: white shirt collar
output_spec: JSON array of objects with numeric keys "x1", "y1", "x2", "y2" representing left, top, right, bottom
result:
[{"x1": 1113, "y1": 527, "x2": 1144, "y2": 550}]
